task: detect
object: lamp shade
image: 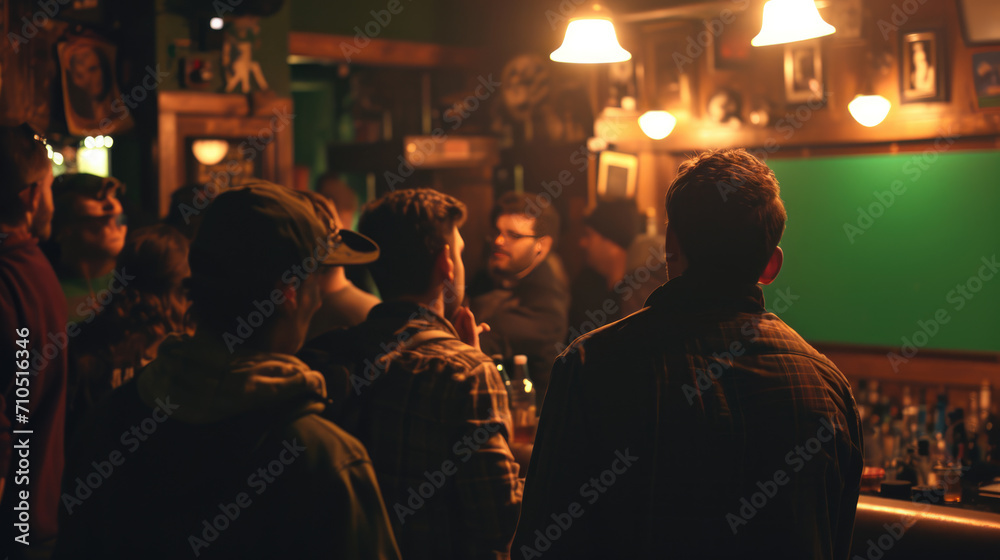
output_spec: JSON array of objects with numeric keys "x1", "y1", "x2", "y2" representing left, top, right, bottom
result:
[
  {"x1": 192, "y1": 139, "x2": 230, "y2": 166},
  {"x1": 848, "y1": 95, "x2": 891, "y2": 127},
  {"x1": 751, "y1": 0, "x2": 836, "y2": 47},
  {"x1": 638, "y1": 111, "x2": 677, "y2": 140},
  {"x1": 551, "y1": 17, "x2": 631, "y2": 64}
]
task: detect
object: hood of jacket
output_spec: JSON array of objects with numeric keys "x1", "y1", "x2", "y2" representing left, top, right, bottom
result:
[{"x1": 136, "y1": 333, "x2": 327, "y2": 424}]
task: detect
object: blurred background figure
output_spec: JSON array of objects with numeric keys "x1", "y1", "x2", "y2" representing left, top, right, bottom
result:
[
  {"x1": 66, "y1": 224, "x2": 192, "y2": 437},
  {"x1": 45, "y1": 173, "x2": 128, "y2": 324},
  {"x1": 568, "y1": 198, "x2": 641, "y2": 340},
  {"x1": 469, "y1": 191, "x2": 568, "y2": 410},
  {"x1": 0, "y1": 124, "x2": 66, "y2": 559}
]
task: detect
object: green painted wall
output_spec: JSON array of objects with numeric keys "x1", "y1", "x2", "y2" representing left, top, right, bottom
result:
[{"x1": 762, "y1": 150, "x2": 1000, "y2": 352}]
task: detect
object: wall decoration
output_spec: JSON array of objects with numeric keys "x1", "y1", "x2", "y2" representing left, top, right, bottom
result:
[
  {"x1": 58, "y1": 36, "x2": 133, "y2": 136},
  {"x1": 900, "y1": 30, "x2": 947, "y2": 103},
  {"x1": 596, "y1": 151, "x2": 637, "y2": 201},
  {"x1": 784, "y1": 41, "x2": 824, "y2": 104},
  {"x1": 713, "y1": 11, "x2": 757, "y2": 70},
  {"x1": 706, "y1": 89, "x2": 742, "y2": 127},
  {"x1": 642, "y1": 20, "x2": 701, "y2": 117},
  {"x1": 958, "y1": 0, "x2": 1000, "y2": 45},
  {"x1": 490, "y1": 53, "x2": 592, "y2": 143},
  {"x1": 827, "y1": 0, "x2": 863, "y2": 41},
  {"x1": 223, "y1": 16, "x2": 269, "y2": 93},
  {"x1": 972, "y1": 50, "x2": 1000, "y2": 109}
]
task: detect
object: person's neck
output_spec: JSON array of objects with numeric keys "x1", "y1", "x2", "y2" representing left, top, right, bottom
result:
[
  {"x1": 62, "y1": 253, "x2": 116, "y2": 281},
  {"x1": 397, "y1": 289, "x2": 445, "y2": 319}
]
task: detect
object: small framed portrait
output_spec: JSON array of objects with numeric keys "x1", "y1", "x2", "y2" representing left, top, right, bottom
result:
[
  {"x1": 972, "y1": 50, "x2": 1000, "y2": 110},
  {"x1": 58, "y1": 37, "x2": 133, "y2": 136},
  {"x1": 596, "y1": 151, "x2": 637, "y2": 202},
  {"x1": 784, "y1": 42, "x2": 824, "y2": 104},
  {"x1": 900, "y1": 30, "x2": 947, "y2": 103},
  {"x1": 642, "y1": 20, "x2": 701, "y2": 117}
]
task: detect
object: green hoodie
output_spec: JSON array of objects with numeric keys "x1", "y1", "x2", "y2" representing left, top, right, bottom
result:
[{"x1": 55, "y1": 334, "x2": 400, "y2": 559}]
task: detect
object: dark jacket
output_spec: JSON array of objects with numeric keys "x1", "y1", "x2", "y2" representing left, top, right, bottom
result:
[
  {"x1": 54, "y1": 334, "x2": 400, "y2": 559},
  {"x1": 302, "y1": 302, "x2": 522, "y2": 560},
  {"x1": 470, "y1": 255, "x2": 569, "y2": 408},
  {"x1": 513, "y1": 274, "x2": 864, "y2": 560}
]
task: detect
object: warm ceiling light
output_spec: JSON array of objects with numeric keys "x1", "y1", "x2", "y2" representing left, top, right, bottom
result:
[
  {"x1": 638, "y1": 111, "x2": 677, "y2": 140},
  {"x1": 751, "y1": 0, "x2": 836, "y2": 47},
  {"x1": 192, "y1": 139, "x2": 230, "y2": 166},
  {"x1": 848, "y1": 95, "x2": 891, "y2": 127},
  {"x1": 551, "y1": 4, "x2": 631, "y2": 64}
]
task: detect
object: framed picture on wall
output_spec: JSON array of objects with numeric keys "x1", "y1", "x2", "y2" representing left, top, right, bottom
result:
[
  {"x1": 784, "y1": 41, "x2": 824, "y2": 104},
  {"x1": 57, "y1": 37, "x2": 134, "y2": 135},
  {"x1": 972, "y1": 50, "x2": 1000, "y2": 109},
  {"x1": 596, "y1": 151, "x2": 637, "y2": 202},
  {"x1": 958, "y1": 0, "x2": 1000, "y2": 45},
  {"x1": 641, "y1": 20, "x2": 701, "y2": 117},
  {"x1": 900, "y1": 30, "x2": 947, "y2": 103}
]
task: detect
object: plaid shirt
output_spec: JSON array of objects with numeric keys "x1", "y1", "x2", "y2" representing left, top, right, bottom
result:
[
  {"x1": 304, "y1": 302, "x2": 523, "y2": 560},
  {"x1": 513, "y1": 274, "x2": 863, "y2": 560}
]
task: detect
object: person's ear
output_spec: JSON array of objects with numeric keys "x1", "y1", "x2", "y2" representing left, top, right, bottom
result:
[
  {"x1": 276, "y1": 282, "x2": 298, "y2": 310},
  {"x1": 436, "y1": 245, "x2": 455, "y2": 283},
  {"x1": 536, "y1": 235, "x2": 553, "y2": 257},
  {"x1": 758, "y1": 247, "x2": 783, "y2": 285}
]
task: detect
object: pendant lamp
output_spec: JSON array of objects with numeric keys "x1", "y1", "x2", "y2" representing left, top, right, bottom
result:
[
  {"x1": 551, "y1": 3, "x2": 631, "y2": 64},
  {"x1": 751, "y1": 0, "x2": 836, "y2": 47}
]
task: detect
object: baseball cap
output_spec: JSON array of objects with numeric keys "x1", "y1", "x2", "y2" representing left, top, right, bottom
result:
[
  {"x1": 584, "y1": 198, "x2": 641, "y2": 250},
  {"x1": 188, "y1": 181, "x2": 378, "y2": 285}
]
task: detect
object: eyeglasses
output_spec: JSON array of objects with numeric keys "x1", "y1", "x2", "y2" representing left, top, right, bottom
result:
[{"x1": 486, "y1": 229, "x2": 540, "y2": 243}]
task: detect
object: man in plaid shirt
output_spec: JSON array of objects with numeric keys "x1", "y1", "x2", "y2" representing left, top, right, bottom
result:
[
  {"x1": 305, "y1": 189, "x2": 522, "y2": 559},
  {"x1": 514, "y1": 149, "x2": 863, "y2": 559}
]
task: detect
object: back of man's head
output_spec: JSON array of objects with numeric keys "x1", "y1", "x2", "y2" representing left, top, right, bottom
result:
[
  {"x1": 359, "y1": 188, "x2": 466, "y2": 301},
  {"x1": 0, "y1": 124, "x2": 50, "y2": 226},
  {"x1": 185, "y1": 182, "x2": 336, "y2": 340},
  {"x1": 491, "y1": 191, "x2": 560, "y2": 244},
  {"x1": 666, "y1": 149, "x2": 786, "y2": 284}
]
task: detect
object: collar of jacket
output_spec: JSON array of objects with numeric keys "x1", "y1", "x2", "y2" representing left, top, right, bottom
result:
[
  {"x1": 644, "y1": 272, "x2": 766, "y2": 315},
  {"x1": 365, "y1": 301, "x2": 460, "y2": 340}
]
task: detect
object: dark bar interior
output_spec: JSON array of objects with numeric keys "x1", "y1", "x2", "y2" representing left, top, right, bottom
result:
[{"x1": 2, "y1": 0, "x2": 1000, "y2": 558}]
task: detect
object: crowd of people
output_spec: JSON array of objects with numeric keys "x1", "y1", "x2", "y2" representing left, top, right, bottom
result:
[{"x1": 1, "y1": 121, "x2": 862, "y2": 559}]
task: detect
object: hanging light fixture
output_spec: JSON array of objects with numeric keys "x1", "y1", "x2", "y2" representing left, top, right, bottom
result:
[
  {"x1": 638, "y1": 111, "x2": 677, "y2": 140},
  {"x1": 192, "y1": 139, "x2": 230, "y2": 166},
  {"x1": 751, "y1": 0, "x2": 836, "y2": 47},
  {"x1": 551, "y1": 3, "x2": 631, "y2": 64},
  {"x1": 848, "y1": 95, "x2": 891, "y2": 127}
]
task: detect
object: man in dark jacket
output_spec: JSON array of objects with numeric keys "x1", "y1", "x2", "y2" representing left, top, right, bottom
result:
[
  {"x1": 304, "y1": 188, "x2": 522, "y2": 560},
  {"x1": 54, "y1": 181, "x2": 399, "y2": 559},
  {"x1": 469, "y1": 191, "x2": 569, "y2": 410},
  {"x1": 514, "y1": 149, "x2": 863, "y2": 560}
]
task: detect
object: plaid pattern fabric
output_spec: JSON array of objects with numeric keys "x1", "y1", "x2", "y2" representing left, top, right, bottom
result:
[
  {"x1": 514, "y1": 274, "x2": 863, "y2": 560},
  {"x1": 306, "y1": 302, "x2": 522, "y2": 560}
]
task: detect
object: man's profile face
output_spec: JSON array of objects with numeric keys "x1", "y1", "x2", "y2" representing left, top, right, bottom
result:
[
  {"x1": 65, "y1": 192, "x2": 127, "y2": 259},
  {"x1": 29, "y1": 167, "x2": 55, "y2": 241},
  {"x1": 488, "y1": 213, "x2": 543, "y2": 279},
  {"x1": 444, "y1": 225, "x2": 466, "y2": 318}
]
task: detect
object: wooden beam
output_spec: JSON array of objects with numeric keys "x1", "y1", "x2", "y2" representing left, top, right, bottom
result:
[{"x1": 288, "y1": 32, "x2": 482, "y2": 68}]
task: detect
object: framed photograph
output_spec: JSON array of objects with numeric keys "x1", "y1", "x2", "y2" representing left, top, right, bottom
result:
[
  {"x1": 713, "y1": 12, "x2": 756, "y2": 70},
  {"x1": 641, "y1": 20, "x2": 700, "y2": 117},
  {"x1": 58, "y1": 37, "x2": 133, "y2": 136},
  {"x1": 958, "y1": 0, "x2": 1000, "y2": 45},
  {"x1": 900, "y1": 30, "x2": 947, "y2": 103},
  {"x1": 972, "y1": 51, "x2": 1000, "y2": 109},
  {"x1": 596, "y1": 151, "x2": 637, "y2": 201},
  {"x1": 784, "y1": 42, "x2": 824, "y2": 104}
]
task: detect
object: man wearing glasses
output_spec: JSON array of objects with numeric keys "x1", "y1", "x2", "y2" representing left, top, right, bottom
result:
[{"x1": 469, "y1": 191, "x2": 569, "y2": 412}]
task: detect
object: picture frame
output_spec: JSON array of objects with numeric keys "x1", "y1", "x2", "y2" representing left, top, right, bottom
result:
[
  {"x1": 971, "y1": 50, "x2": 1000, "y2": 110},
  {"x1": 596, "y1": 151, "x2": 637, "y2": 201},
  {"x1": 712, "y1": 12, "x2": 756, "y2": 71},
  {"x1": 958, "y1": 0, "x2": 1000, "y2": 46},
  {"x1": 57, "y1": 36, "x2": 133, "y2": 136},
  {"x1": 641, "y1": 20, "x2": 701, "y2": 117},
  {"x1": 784, "y1": 41, "x2": 824, "y2": 104},
  {"x1": 900, "y1": 30, "x2": 947, "y2": 103}
]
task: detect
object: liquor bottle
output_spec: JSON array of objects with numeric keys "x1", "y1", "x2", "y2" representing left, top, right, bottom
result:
[
  {"x1": 510, "y1": 355, "x2": 537, "y2": 442},
  {"x1": 491, "y1": 354, "x2": 512, "y2": 405}
]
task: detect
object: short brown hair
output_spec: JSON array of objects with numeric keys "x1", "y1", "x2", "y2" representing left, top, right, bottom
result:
[
  {"x1": 665, "y1": 149, "x2": 786, "y2": 284},
  {"x1": 359, "y1": 188, "x2": 466, "y2": 300},
  {"x1": 0, "y1": 125, "x2": 50, "y2": 226},
  {"x1": 490, "y1": 191, "x2": 560, "y2": 244}
]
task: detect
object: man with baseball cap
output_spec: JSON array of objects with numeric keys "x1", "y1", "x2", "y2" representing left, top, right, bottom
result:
[{"x1": 55, "y1": 181, "x2": 399, "y2": 559}]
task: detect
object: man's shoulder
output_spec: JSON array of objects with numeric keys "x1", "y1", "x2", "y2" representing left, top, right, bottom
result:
[{"x1": 282, "y1": 412, "x2": 374, "y2": 473}]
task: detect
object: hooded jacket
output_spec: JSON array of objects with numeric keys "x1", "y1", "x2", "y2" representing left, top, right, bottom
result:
[{"x1": 54, "y1": 334, "x2": 400, "y2": 559}]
